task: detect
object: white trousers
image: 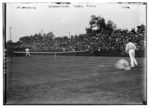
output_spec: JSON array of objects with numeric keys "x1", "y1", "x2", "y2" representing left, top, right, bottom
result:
[
  {"x1": 128, "y1": 49, "x2": 137, "y2": 67},
  {"x1": 26, "y1": 51, "x2": 31, "y2": 56}
]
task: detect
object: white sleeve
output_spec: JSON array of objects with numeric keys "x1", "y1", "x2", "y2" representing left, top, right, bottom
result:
[
  {"x1": 134, "y1": 44, "x2": 136, "y2": 50},
  {"x1": 125, "y1": 44, "x2": 129, "y2": 52}
]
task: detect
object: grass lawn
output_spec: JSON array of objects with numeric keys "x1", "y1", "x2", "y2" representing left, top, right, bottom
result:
[{"x1": 5, "y1": 56, "x2": 146, "y2": 104}]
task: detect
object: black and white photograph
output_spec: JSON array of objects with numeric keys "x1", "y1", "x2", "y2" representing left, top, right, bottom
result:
[{"x1": 3, "y1": 1, "x2": 147, "y2": 105}]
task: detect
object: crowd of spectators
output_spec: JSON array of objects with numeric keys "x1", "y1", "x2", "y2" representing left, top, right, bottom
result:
[
  {"x1": 8, "y1": 28, "x2": 145, "y2": 53},
  {"x1": 6, "y1": 15, "x2": 145, "y2": 55}
]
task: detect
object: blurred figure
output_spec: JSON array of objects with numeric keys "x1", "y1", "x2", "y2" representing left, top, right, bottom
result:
[
  {"x1": 115, "y1": 59, "x2": 130, "y2": 70},
  {"x1": 125, "y1": 39, "x2": 137, "y2": 67},
  {"x1": 25, "y1": 48, "x2": 31, "y2": 56}
]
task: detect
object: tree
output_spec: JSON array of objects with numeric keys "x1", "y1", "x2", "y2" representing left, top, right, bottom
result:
[
  {"x1": 47, "y1": 32, "x2": 54, "y2": 38},
  {"x1": 43, "y1": 32, "x2": 55, "y2": 51},
  {"x1": 137, "y1": 24, "x2": 145, "y2": 35},
  {"x1": 106, "y1": 20, "x2": 116, "y2": 33},
  {"x1": 19, "y1": 36, "x2": 31, "y2": 43},
  {"x1": 96, "y1": 16, "x2": 106, "y2": 31}
]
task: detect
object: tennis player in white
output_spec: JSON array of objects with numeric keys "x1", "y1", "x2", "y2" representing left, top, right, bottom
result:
[
  {"x1": 125, "y1": 39, "x2": 138, "y2": 67},
  {"x1": 25, "y1": 48, "x2": 31, "y2": 56}
]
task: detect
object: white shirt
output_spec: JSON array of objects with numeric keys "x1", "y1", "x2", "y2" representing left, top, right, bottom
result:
[
  {"x1": 25, "y1": 48, "x2": 30, "y2": 52},
  {"x1": 125, "y1": 42, "x2": 136, "y2": 53}
]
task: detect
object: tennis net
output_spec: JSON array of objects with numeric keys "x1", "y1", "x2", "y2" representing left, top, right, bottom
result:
[{"x1": 13, "y1": 50, "x2": 89, "y2": 57}]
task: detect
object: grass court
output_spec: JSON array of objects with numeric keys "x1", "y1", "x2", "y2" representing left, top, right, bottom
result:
[{"x1": 5, "y1": 55, "x2": 146, "y2": 104}]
